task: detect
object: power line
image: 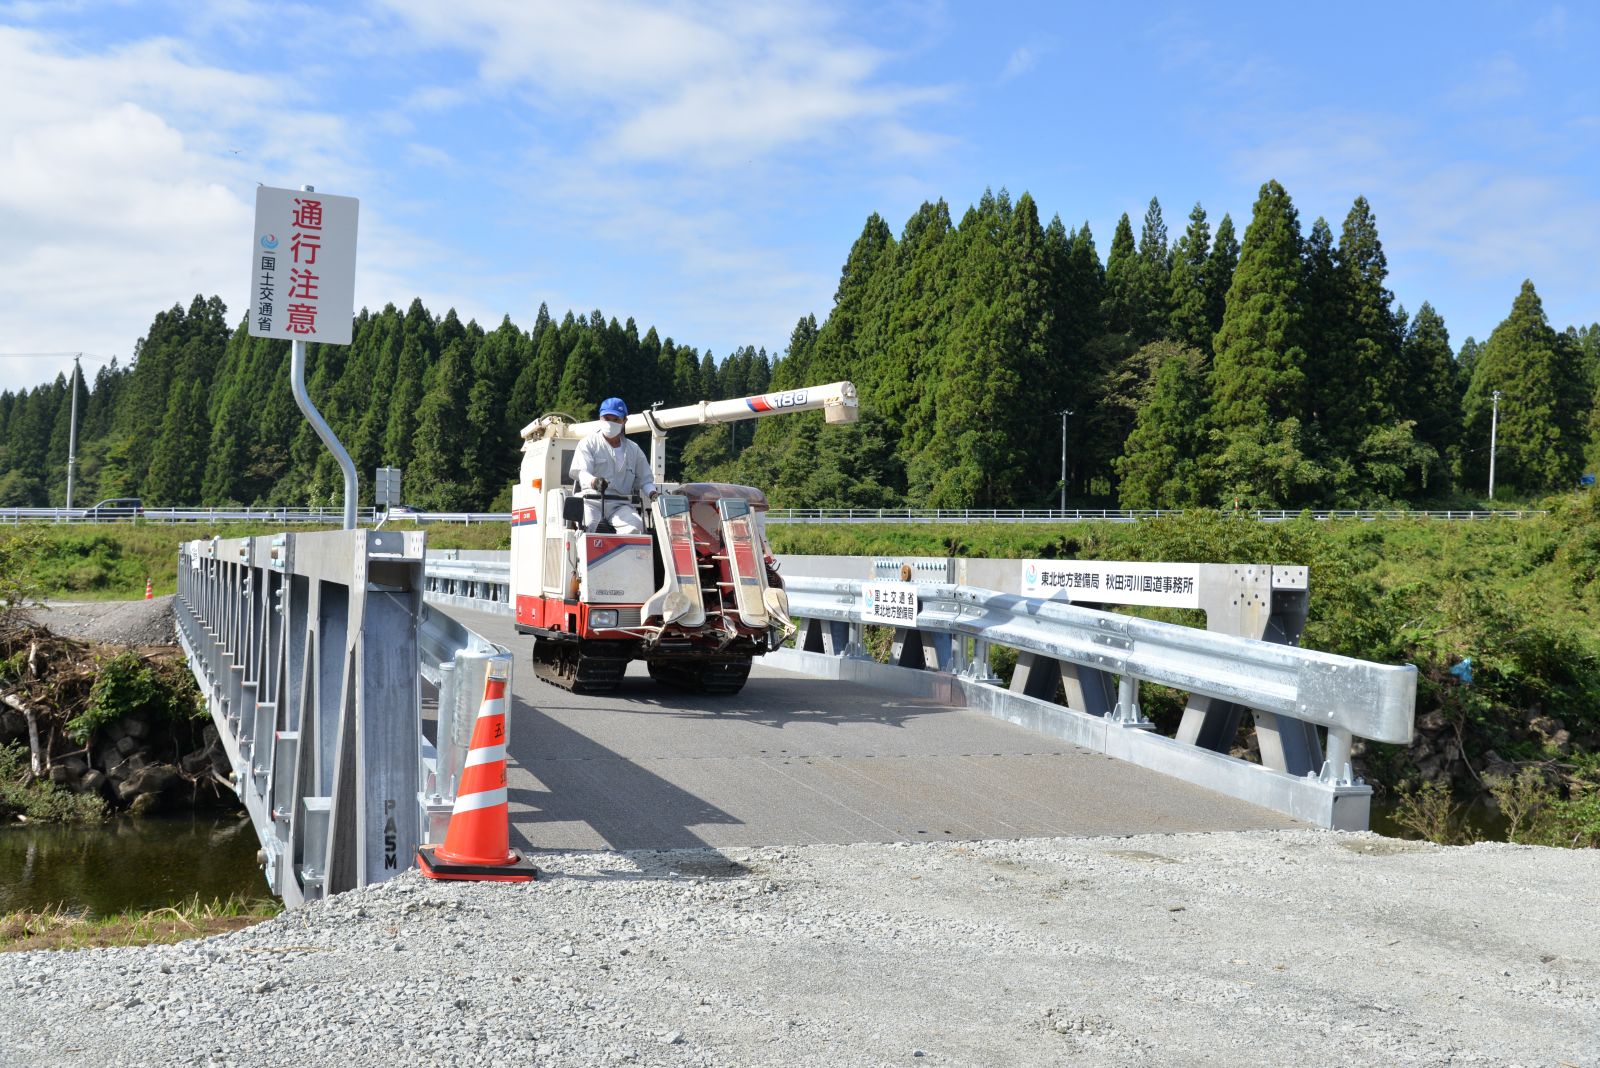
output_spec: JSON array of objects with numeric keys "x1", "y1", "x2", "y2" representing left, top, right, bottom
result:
[{"x1": 0, "y1": 352, "x2": 116, "y2": 362}]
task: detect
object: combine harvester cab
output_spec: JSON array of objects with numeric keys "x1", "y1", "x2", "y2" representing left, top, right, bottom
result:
[{"x1": 509, "y1": 382, "x2": 857, "y2": 695}]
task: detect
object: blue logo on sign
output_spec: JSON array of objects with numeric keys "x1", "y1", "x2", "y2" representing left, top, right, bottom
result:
[
  {"x1": 259, "y1": 234, "x2": 278, "y2": 250},
  {"x1": 1025, "y1": 564, "x2": 1037, "y2": 585}
]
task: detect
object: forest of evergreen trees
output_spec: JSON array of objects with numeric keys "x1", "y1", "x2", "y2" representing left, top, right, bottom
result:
[{"x1": 2, "y1": 179, "x2": 1597, "y2": 512}]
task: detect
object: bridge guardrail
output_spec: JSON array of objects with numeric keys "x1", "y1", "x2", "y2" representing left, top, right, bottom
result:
[
  {"x1": 423, "y1": 555, "x2": 512, "y2": 614},
  {"x1": 417, "y1": 603, "x2": 512, "y2": 846},
  {"x1": 1, "y1": 505, "x2": 381, "y2": 524},
  {"x1": 1, "y1": 505, "x2": 1544, "y2": 525},
  {"x1": 777, "y1": 576, "x2": 1415, "y2": 830},
  {"x1": 763, "y1": 507, "x2": 1544, "y2": 523},
  {"x1": 419, "y1": 550, "x2": 1416, "y2": 830},
  {"x1": 176, "y1": 530, "x2": 509, "y2": 905}
]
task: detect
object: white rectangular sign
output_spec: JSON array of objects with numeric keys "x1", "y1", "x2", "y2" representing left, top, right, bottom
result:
[
  {"x1": 249, "y1": 186, "x2": 359, "y2": 345},
  {"x1": 1021, "y1": 559, "x2": 1201, "y2": 609},
  {"x1": 862, "y1": 581, "x2": 918, "y2": 626}
]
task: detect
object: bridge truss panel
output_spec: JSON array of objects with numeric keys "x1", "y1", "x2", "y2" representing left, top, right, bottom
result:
[{"x1": 176, "y1": 529, "x2": 509, "y2": 906}]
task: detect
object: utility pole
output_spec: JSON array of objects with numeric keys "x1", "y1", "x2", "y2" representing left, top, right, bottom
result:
[
  {"x1": 1059, "y1": 410, "x2": 1073, "y2": 514},
  {"x1": 65, "y1": 354, "x2": 81, "y2": 510},
  {"x1": 1488, "y1": 389, "x2": 1502, "y2": 501}
]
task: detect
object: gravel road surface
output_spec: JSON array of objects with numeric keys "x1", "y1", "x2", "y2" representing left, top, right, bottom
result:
[
  {"x1": 29, "y1": 596, "x2": 176, "y2": 647},
  {"x1": 1, "y1": 829, "x2": 1594, "y2": 1067}
]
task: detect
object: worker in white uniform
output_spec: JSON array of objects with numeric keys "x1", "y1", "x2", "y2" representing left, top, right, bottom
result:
[{"x1": 570, "y1": 396, "x2": 658, "y2": 533}]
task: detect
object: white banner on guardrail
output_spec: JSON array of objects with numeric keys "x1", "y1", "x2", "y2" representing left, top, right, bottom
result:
[
  {"x1": 861, "y1": 581, "x2": 918, "y2": 625},
  {"x1": 1021, "y1": 560, "x2": 1201, "y2": 608}
]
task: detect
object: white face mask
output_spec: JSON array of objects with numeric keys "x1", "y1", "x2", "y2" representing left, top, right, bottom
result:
[{"x1": 602, "y1": 419, "x2": 624, "y2": 439}]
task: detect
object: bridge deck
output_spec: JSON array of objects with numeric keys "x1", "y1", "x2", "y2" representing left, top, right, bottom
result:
[{"x1": 442, "y1": 607, "x2": 1299, "y2": 852}]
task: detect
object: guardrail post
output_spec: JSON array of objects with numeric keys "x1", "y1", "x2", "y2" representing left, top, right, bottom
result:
[
  {"x1": 1174, "y1": 565, "x2": 1322, "y2": 775},
  {"x1": 961, "y1": 637, "x2": 1000, "y2": 684},
  {"x1": 1319, "y1": 727, "x2": 1358, "y2": 785},
  {"x1": 1108, "y1": 673, "x2": 1153, "y2": 728}
]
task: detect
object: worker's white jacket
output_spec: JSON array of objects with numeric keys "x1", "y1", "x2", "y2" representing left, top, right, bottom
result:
[{"x1": 571, "y1": 430, "x2": 657, "y2": 498}]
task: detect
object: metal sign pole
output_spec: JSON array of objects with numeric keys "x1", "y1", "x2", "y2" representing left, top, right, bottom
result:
[
  {"x1": 65, "y1": 354, "x2": 80, "y2": 510},
  {"x1": 270, "y1": 182, "x2": 359, "y2": 531},
  {"x1": 290, "y1": 336, "x2": 359, "y2": 530}
]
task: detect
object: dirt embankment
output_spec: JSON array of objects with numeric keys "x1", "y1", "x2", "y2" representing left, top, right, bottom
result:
[
  {"x1": 1, "y1": 598, "x2": 234, "y2": 817},
  {"x1": 27, "y1": 595, "x2": 178, "y2": 647}
]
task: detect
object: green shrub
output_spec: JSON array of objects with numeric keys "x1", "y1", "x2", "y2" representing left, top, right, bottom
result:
[
  {"x1": 67, "y1": 651, "x2": 203, "y2": 743},
  {"x1": 1393, "y1": 780, "x2": 1475, "y2": 845},
  {"x1": 0, "y1": 744, "x2": 105, "y2": 823},
  {"x1": 1529, "y1": 789, "x2": 1600, "y2": 849}
]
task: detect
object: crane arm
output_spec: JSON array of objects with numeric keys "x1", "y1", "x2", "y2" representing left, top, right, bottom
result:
[
  {"x1": 520, "y1": 381, "x2": 858, "y2": 441},
  {"x1": 521, "y1": 380, "x2": 859, "y2": 486}
]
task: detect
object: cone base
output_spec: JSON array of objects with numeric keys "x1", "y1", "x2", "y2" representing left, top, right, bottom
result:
[{"x1": 417, "y1": 845, "x2": 537, "y2": 883}]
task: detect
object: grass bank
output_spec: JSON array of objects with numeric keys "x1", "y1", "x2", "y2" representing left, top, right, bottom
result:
[
  {"x1": 0, "y1": 894, "x2": 279, "y2": 952},
  {"x1": 8, "y1": 521, "x2": 507, "y2": 600}
]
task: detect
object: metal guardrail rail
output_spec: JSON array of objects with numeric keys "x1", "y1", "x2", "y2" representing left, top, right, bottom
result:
[
  {"x1": 418, "y1": 550, "x2": 1417, "y2": 830},
  {"x1": 1, "y1": 505, "x2": 1544, "y2": 525},
  {"x1": 3, "y1": 505, "x2": 380, "y2": 524},
  {"x1": 423, "y1": 553, "x2": 512, "y2": 614},
  {"x1": 763, "y1": 507, "x2": 1544, "y2": 523},
  {"x1": 776, "y1": 575, "x2": 1415, "y2": 830},
  {"x1": 175, "y1": 530, "x2": 509, "y2": 905}
]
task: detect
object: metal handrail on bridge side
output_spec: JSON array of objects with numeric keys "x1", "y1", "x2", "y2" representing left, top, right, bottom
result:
[
  {"x1": 761, "y1": 507, "x2": 1543, "y2": 523},
  {"x1": 423, "y1": 553, "x2": 511, "y2": 614},
  {"x1": 777, "y1": 576, "x2": 1416, "y2": 830},
  {"x1": 175, "y1": 530, "x2": 510, "y2": 905},
  {"x1": 0, "y1": 505, "x2": 1544, "y2": 525},
  {"x1": 415, "y1": 549, "x2": 1418, "y2": 830}
]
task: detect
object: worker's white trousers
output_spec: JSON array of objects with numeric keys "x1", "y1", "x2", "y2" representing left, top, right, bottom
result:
[{"x1": 585, "y1": 500, "x2": 644, "y2": 534}]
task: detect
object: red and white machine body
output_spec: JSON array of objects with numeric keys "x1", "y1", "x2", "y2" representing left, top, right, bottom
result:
[{"x1": 509, "y1": 382, "x2": 858, "y2": 694}]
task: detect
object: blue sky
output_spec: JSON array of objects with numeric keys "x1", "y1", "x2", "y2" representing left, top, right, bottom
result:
[{"x1": 2, "y1": 1, "x2": 1596, "y2": 396}]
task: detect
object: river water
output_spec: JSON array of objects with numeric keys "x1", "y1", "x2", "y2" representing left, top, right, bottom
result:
[
  {"x1": 0, "y1": 813, "x2": 266, "y2": 917},
  {"x1": 0, "y1": 803, "x2": 1502, "y2": 919}
]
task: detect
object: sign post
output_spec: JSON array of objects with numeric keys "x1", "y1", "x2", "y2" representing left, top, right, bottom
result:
[
  {"x1": 250, "y1": 185, "x2": 360, "y2": 528},
  {"x1": 375, "y1": 467, "x2": 403, "y2": 509}
]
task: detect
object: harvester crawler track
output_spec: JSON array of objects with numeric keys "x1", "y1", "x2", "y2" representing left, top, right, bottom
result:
[
  {"x1": 647, "y1": 656, "x2": 752, "y2": 696},
  {"x1": 533, "y1": 638, "x2": 629, "y2": 695}
]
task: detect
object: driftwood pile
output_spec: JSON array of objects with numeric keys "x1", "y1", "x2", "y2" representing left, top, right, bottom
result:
[{"x1": 0, "y1": 610, "x2": 234, "y2": 815}]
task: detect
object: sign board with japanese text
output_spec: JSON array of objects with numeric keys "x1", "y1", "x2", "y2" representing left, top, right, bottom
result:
[
  {"x1": 1021, "y1": 560, "x2": 1201, "y2": 609},
  {"x1": 861, "y1": 581, "x2": 918, "y2": 626},
  {"x1": 249, "y1": 186, "x2": 359, "y2": 345}
]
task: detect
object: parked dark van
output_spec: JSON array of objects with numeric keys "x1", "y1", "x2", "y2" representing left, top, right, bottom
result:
[{"x1": 83, "y1": 498, "x2": 144, "y2": 520}]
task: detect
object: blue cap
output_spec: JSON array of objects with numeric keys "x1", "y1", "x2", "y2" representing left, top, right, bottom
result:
[{"x1": 599, "y1": 397, "x2": 628, "y2": 420}]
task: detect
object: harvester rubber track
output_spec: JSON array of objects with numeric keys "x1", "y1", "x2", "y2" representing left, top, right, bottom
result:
[
  {"x1": 647, "y1": 656, "x2": 752, "y2": 696},
  {"x1": 532, "y1": 639, "x2": 628, "y2": 695}
]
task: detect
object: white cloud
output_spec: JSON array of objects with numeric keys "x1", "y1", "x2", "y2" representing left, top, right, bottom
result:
[
  {"x1": 1447, "y1": 53, "x2": 1528, "y2": 106},
  {"x1": 363, "y1": 0, "x2": 953, "y2": 355},
  {"x1": 1227, "y1": 110, "x2": 1600, "y2": 341},
  {"x1": 377, "y1": 0, "x2": 950, "y2": 167},
  {"x1": 0, "y1": 24, "x2": 371, "y2": 393},
  {"x1": 1529, "y1": 5, "x2": 1569, "y2": 41},
  {"x1": 1001, "y1": 47, "x2": 1036, "y2": 82}
]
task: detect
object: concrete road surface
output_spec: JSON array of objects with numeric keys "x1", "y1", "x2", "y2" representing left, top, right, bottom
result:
[{"x1": 440, "y1": 606, "x2": 1299, "y2": 853}]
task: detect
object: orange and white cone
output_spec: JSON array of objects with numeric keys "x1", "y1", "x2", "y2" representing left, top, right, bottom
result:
[
  {"x1": 144, "y1": 578, "x2": 153, "y2": 600},
  {"x1": 417, "y1": 662, "x2": 536, "y2": 882}
]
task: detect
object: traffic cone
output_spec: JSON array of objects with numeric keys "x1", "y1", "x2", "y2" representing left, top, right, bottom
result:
[
  {"x1": 144, "y1": 578, "x2": 153, "y2": 600},
  {"x1": 417, "y1": 663, "x2": 536, "y2": 882}
]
